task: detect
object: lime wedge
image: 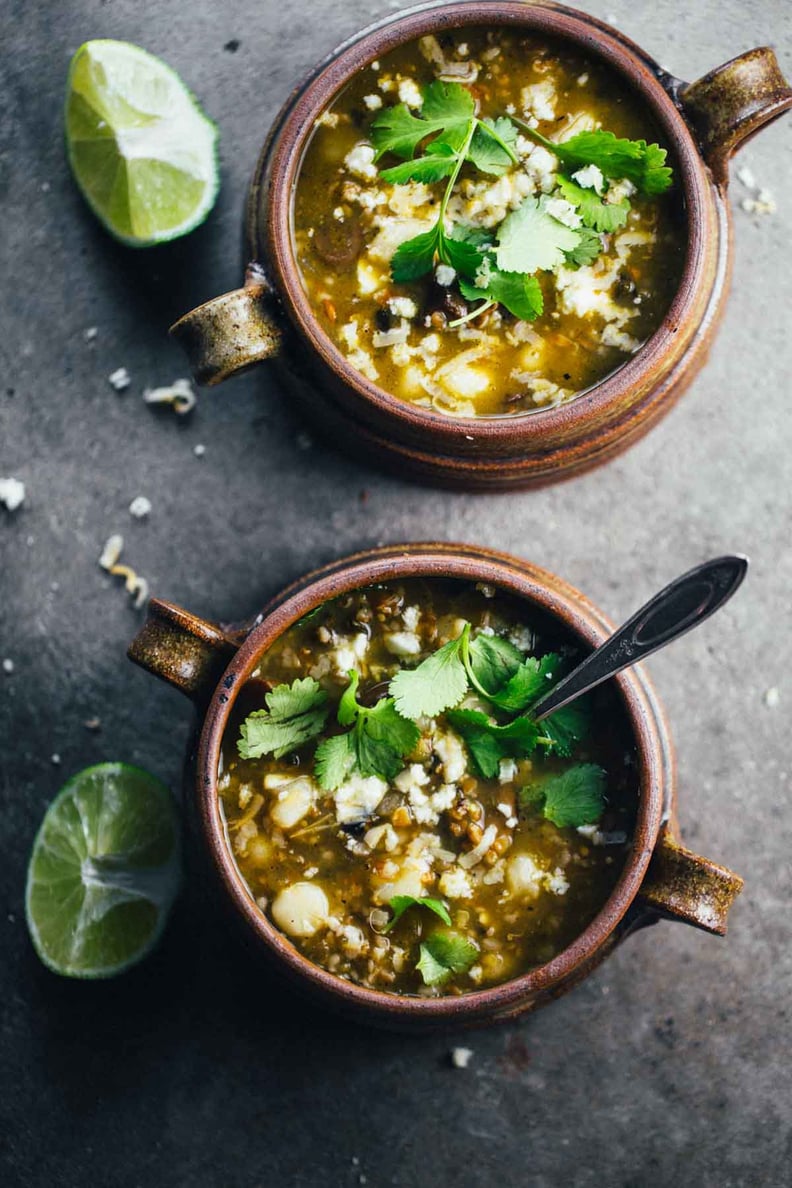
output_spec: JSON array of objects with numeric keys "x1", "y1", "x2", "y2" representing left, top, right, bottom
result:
[
  {"x1": 25, "y1": 763, "x2": 181, "y2": 978},
  {"x1": 65, "y1": 40, "x2": 219, "y2": 247}
]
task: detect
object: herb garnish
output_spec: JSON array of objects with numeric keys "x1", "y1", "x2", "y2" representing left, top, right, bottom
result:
[
  {"x1": 519, "y1": 764, "x2": 606, "y2": 828},
  {"x1": 446, "y1": 708, "x2": 540, "y2": 779},
  {"x1": 314, "y1": 670, "x2": 420, "y2": 790},
  {"x1": 416, "y1": 929, "x2": 479, "y2": 986},
  {"x1": 369, "y1": 82, "x2": 673, "y2": 322},
  {"x1": 384, "y1": 894, "x2": 451, "y2": 932},
  {"x1": 237, "y1": 677, "x2": 328, "y2": 759}
]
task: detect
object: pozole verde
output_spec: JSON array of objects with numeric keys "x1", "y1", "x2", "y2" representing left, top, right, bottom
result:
[
  {"x1": 219, "y1": 580, "x2": 639, "y2": 997},
  {"x1": 293, "y1": 27, "x2": 685, "y2": 417}
]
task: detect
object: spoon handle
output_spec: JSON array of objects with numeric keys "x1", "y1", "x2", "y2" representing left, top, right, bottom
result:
[{"x1": 531, "y1": 555, "x2": 749, "y2": 722}]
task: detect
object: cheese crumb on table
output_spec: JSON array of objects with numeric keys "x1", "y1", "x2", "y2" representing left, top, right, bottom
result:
[
  {"x1": 0, "y1": 477, "x2": 25, "y2": 511},
  {"x1": 451, "y1": 1047, "x2": 474, "y2": 1069},
  {"x1": 108, "y1": 367, "x2": 131, "y2": 391},
  {"x1": 129, "y1": 496, "x2": 152, "y2": 519}
]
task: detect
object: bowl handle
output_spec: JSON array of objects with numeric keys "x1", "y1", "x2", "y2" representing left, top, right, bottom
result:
[
  {"x1": 127, "y1": 597, "x2": 240, "y2": 703},
  {"x1": 169, "y1": 263, "x2": 283, "y2": 386},
  {"x1": 637, "y1": 826, "x2": 743, "y2": 935},
  {"x1": 678, "y1": 48, "x2": 792, "y2": 187}
]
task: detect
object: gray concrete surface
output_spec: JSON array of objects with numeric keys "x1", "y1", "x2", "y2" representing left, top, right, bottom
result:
[{"x1": 2, "y1": 1, "x2": 791, "y2": 1185}]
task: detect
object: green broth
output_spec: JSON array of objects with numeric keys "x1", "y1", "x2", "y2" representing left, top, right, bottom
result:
[
  {"x1": 219, "y1": 580, "x2": 639, "y2": 997},
  {"x1": 293, "y1": 27, "x2": 685, "y2": 417}
]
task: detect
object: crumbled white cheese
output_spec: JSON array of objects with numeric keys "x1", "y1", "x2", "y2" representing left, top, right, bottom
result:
[
  {"x1": 108, "y1": 367, "x2": 131, "y2": 391},
  {"x1": 395, "y1": 764, "x2": 430, "y2": 794},
  {"x1": 363, "y1": 93, "x2": 383, "y2": 111},
  {"x1": 397, "y1": 77, "x2": 423, "y2": 108},
  {"x1": 271, "y1": 882, "x2": 330, "y2": 936},
  {"x1": 333, "y1": 205, "x2": 345, "y2": 221},
  {"x1": 736, "y1": 165, "x2": 756, "y2": 190},
  {"x1": 344, "y1": 142, "x2": 378, "y2": 181},
  {"x1": 451, "y1": 1047, "x2": 473, "y2": 1069},
  {"x1": 356, "y1": 257, "x2": 382, "y2": 296},
  {"x1": 402, "y1": 605, "x2": 421, "y2": 632},
  {"x1": 435, "y1": 263, "x2": 456, "y2": 287},
  {"x1": 433, "y1": 731, "x2": 467, "y2": 782},
  {"x1": 601, "y1": 324, "x2": 641, "y2": 353},
  {"x1": 384, "y1": 631, "x2": 422, "y2": 657},
  {"x1": 0, "y1": 477, "x2": 25, "y2": 511},
  {"x1": 572, "y1": 164, "x2": 604, "y2": 193},
  {"x1": 521, "y1": 80, "x2": 556, "y2": 122},
  {"x1": 129, "y1": 495, "x2": 152, "y2": 519},
  {"x1": 387, "y1": 296, "x2": 418, "y2": 319},
  {"x1": 543, "y1": 196, "x2": 582, "y2": 229},
  {"x1": 316, "y1": 110, "x2": 340, "y2": 128},
  {"x1": 2, "y1": 659, "x2": 14, "y2": 675},
  {"x1": 506, "y1": 624, "x2": 533, "y2": 652},
  {"x1": 407, "y1": 782, "x2": 457, "y2": 826},
  {"x1": 507, "y1": 853, "x2": 569, "y2": 897},
  {"x1": 438, "y1": 866, "x2": 473, "y2": 899},
  {"x1": 498, "y1": 759, "x2": 518, "y2": 785},
  {"x1": 333, "y1": 774, "x2": 388, "y2": 823}
]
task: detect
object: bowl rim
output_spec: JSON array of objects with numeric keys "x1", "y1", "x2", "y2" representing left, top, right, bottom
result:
[
  {"x1": 195, "y1": 544, "x2": 669, "y2": 1023},
  {"x1": 255, "y1": 0, "x2": 712, "y2": 442}
]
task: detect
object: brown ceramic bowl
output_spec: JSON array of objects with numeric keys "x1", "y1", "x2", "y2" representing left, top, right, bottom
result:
[
  {"x1": 128, "y1": 543, "x2": 743, "y2": 1030},
  {"x1": 170, "y1": 1, "x2": 791, "y2": 492}
]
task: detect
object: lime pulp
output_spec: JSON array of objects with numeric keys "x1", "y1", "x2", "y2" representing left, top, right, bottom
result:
[{"x1": 25, "y1": 762, "x2": 181, "y2": 978}]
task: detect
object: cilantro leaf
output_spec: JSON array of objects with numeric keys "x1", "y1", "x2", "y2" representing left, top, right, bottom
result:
[
  {"x1": 356, "y1": 696, "x2": 421, "y2": 780},
  {"x1": 540, "y1": 700, "x2": 590, "y2": 758},
  {"x1": 370, "y1": 81, "x2": 474, "y2": 161},
  {"x1": 496, "y1": 197, "x2": 582, "y2": 274},
  {"x1": 487, "y1": 652, "x2": 562, "y2": 712},
  {"x1": 384, "y1": 894, "x2": 451, "y2": 932},
  {"x1": 446, "y1": 708, "x2": 539, "y2": 779},
  {"x1": 562, "y1": 225, "x2": 603, "y2": 269},
  {"x1": 380, "y1": 143, "x2": 457, "y2": 185},
  {"x1": 458, "y1": 267, "x2": 544, "y2": 321},
  {"x1": 389, "y1": 626, "x2": 470, "y2": 719},
  {"x1": 468, "y1": 116, "x2": 519, "y2": 176},
  {"x1": 441, "y1": 229, "x2": 488, "y2": 277},
  {"x1": 541, "y1": 130, "x2": 673, "y2": 195},
  {"x1": 467, "y1": 633, "x2": 525, "y2": 696},
  {"x1": 556, "y1": 174, "x2": 630, "y2": 234},
  {"x1": 390, "y1": 224, "x2": 441, "y2": 282},
  {"x1": 519, "y1": 763, "x2": 606, "y2": 828},
  {"x1": 314, "y1": 732, "x2": 356, "y2": 790},
  {"x1": 237, "y1": 677, "x2": 328, "y2": 760},
  {"x1": 417, "y1": 929, "x2": 479, "y2": 985},
  {"x1": 315, "y1": 672, "x2": 420, "y2": 790}
]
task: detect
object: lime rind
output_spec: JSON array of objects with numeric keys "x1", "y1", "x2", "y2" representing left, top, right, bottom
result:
[
  {"x1": 65, "y1": 40, "x2": 219, "y2": 248},
  {"x1": 25, "y1": 762, "x2": 181, "y2": 978}
]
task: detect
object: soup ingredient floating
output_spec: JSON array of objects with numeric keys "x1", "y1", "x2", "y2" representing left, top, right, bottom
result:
[
  {"x1": 294, "y1": 30, "x2": 683, "y2": 416},
  {"x1": 219, "y1": 580, "x2": 638, "y2": 997},
  {"x1": 65, "y1": 40, "x2": 219, "y2": 247},
  {"x1": 25, "y1": 763, "x2": 181, "y2": 977}
]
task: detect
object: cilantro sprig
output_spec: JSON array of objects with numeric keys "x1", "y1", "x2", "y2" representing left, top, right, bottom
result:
[
  {"x1": 519, "y1": 764, "x2": 606, "y2": 828},
  {"x1": 369, "y1": 84, "x2": 674, "y2": 324},
  {"x1": 416, "y1": 929, "x2": 479, "y2": 986},
  {"x1": 521, "y1": 126, "x2": 673, "y2": 196},
  {"x1": 384, "y1": 894, "x2": 451, "y2": 932},
  {"x1": 314, "y1": 670, "x2": 420, "y2": 791},
  {"x1": 237, "y1": 677, "x2": 328, "y2": 760}
]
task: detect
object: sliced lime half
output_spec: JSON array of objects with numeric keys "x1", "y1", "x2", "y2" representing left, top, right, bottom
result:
[
  {"x1": 25, "y1": 762, "x2": 181, "y2": 978},
  {"x1": 65, "y1": 39, "x2": 219, "y2": 247}
]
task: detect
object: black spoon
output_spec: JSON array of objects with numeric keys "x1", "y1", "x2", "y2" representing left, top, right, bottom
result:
[{"x1": 531, "y1": 555, "x2": 749, "y2": 721}]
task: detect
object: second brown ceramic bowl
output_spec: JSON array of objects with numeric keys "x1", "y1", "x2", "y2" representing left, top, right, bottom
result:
[
  {"x1": 171, "y1": 1, "x2": 791, "y2": 491},
  {"x1": 128, "y1": 543, "x2": 743, "y2": 1030}
]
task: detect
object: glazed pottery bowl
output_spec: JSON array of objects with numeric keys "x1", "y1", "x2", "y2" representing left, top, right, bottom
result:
[
  {"x1": 170, "y1": 0, "x2": 792, "y2": 491},
  {"x1": 128, "y1": 544, "x2": 743, "y2": 1030}
]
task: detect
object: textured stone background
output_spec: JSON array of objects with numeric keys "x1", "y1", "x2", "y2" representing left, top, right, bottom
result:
[{"x1": 1, "y1": 1, "x2": 791, "y2": 1185}]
